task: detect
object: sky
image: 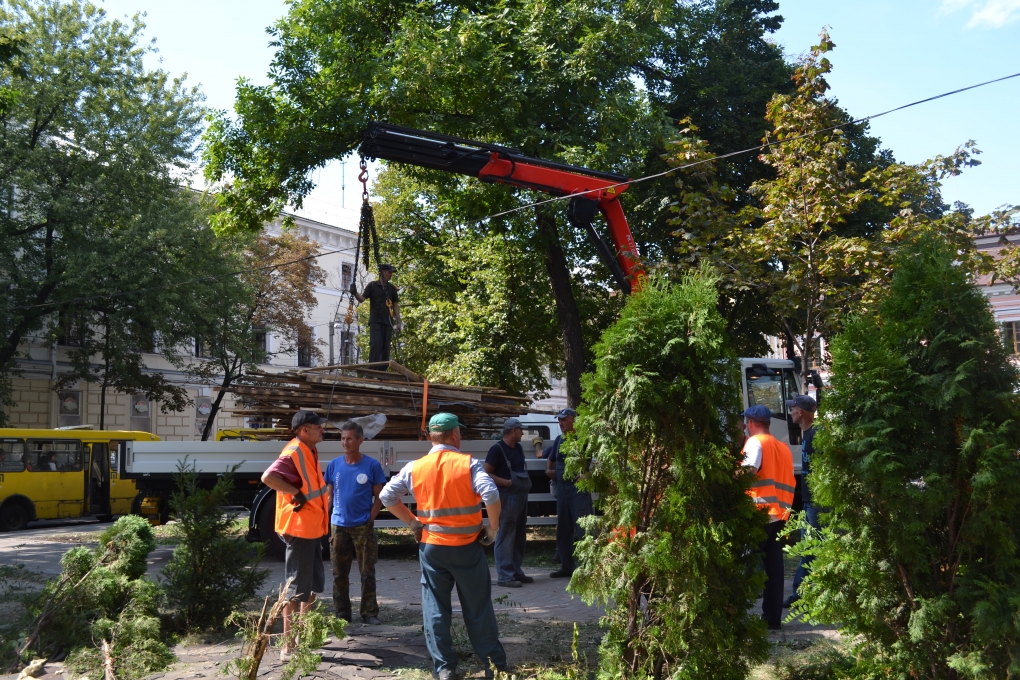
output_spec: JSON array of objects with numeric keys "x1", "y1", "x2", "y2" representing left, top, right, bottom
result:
[{"x1": 95, "y1": 0, "x2": 1019, "y2": 227}]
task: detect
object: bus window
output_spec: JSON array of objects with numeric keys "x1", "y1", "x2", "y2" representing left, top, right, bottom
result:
[
  {"x1": 0, "y1": 439, "x2": 25, "y2": 472},
  {"x1": 27, "y1": 440, "x2": 83, "y2": 472}
]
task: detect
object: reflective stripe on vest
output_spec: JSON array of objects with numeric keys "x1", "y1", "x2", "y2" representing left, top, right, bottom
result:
[
  {"x1": 275, "y1": 438, "x2": 329, "y2": 539},
  {"x1": 411, "y1": 445, "x2": 483, "y2": 546},
  {"x1": 747, "y1": 434, "x2": 795, "y2": 522}
]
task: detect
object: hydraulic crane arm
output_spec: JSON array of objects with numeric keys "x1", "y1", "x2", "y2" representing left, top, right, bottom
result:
[{"x1": 359, "y1": 122, "x2": 644, "y2": 294}]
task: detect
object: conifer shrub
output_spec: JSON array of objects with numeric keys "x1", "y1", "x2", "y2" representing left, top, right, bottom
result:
[
  {"x1": 796, "y1": 233, "x2": 1020, "y2": 678},
  {"x1": 568, "y1": 269, "x2": 769, "y2": 679},
  {"x1": 19, "y1": 515, "x2": 173, "y2": 679},
  {"x1": 161, "y1": 462, "x2": 269, "y2": 631}
]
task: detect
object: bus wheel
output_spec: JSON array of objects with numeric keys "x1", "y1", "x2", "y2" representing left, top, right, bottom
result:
[{"x1": 0, "y1": 502, "x2": 29, "y2": 532}]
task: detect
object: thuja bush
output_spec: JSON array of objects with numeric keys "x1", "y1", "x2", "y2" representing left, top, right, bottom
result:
[
  {"x1": 796, "y1": 233, "x2": 1020, "y2": 678},
  {"x1": 569, "y1": 269, "x2": 768, "y2": 679},
  {"x1": 161, "y1": 461, "x2": 269, "y2": 631},
  {"x1": 28, "y1": 516, "x2": 173, "y2": 680}
]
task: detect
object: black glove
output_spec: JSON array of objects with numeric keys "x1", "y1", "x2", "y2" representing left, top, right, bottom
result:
[
  {"x1": 291, "y1": 491, "x2": 307, "y2": 512},
  {"x1": 349, "y1": 283, "x2": 358, "y2": 295}
]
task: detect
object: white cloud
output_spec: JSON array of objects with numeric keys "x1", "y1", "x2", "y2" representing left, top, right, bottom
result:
[{"x1": 940, "y1": 0, "x2": 1020, "y2": 27}]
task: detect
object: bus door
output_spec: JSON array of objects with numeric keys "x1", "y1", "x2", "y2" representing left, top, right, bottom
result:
[
  {"x1": 26, "y1": 439, "x2": 85, "y2": 518},
  {"x1": 108, "y1": 440, "x2": 135, "y2": 515},
  {"x1": 87, "y1": 442, "x2": 112, "y2": 515}
]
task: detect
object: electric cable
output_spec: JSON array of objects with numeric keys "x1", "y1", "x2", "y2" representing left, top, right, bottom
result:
[
  {"x1": 9, "y1": 70, "x2": 1018, "y2": 314},
  {"x1": 479, "y1": 70, "x2": 1020, "y2": 223}
]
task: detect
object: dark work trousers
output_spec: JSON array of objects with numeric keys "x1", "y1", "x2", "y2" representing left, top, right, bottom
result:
[
  {"x1": 368, "y1": 322, "x2": 393, "y2": 362},
  {"x1": 330, "y1": 522, "x2": 379, "y2": 620},
  {"x1": 419, "y1": 541, "x2": 507, "y2": 676},
  {"x1": 555, "y1": 484, "x2": 593, "y2": 573},
  {"x1": 759, "y1": 520, "x2": 787, "y2": 627},
  {"x1": 494, "y1": 491, "x2": 528, "y2": 583},
  {"x1": 791, "y1": 501, "x2": 820, "y2": 599}
]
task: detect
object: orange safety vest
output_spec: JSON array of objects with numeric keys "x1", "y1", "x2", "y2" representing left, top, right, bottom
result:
[
  {"x1": 411, "y1": 445, "x2": 484, "y2": 546},
  {"x1": 274, "y1": 438, "x2": 330, "y2": 539},
  {"x1": 747, "y1": 434, "x2": 795, "y2": 522}
]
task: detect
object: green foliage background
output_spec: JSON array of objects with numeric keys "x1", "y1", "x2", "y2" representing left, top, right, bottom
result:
[
  {"x1": 796, "y1": 233, "x2": 1020, "y2": 678},
  {"x1": 568, "y1": 269, "x2": 768, "y2": 679}
]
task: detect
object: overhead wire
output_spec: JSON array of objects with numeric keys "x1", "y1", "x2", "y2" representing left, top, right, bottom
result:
[
  {"x1": 9, "y1": 70, "x2": 1018, "y2": 315},
  {"x1": 479, "y1": 70, "x2": 1020, "y2": 222}
]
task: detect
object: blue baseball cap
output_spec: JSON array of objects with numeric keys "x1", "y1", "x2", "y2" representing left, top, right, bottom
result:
[
  {"x1": 556, "y1": 408, "x2": 577, "y2": 419},
  {"x1": 786, "y1": 395, "x2": 817, "y2": 413},
  {"x1": 742, "y1": 405, "x2": 773, "y2": 422}
]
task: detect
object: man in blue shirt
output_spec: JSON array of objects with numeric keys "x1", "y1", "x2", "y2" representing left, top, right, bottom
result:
[
  {"x1": 545, "y1": 408, "x2": 591, "y2": 579},
  {"x1": 324, "y1": 420, "x2": 387, "y2": 624}
]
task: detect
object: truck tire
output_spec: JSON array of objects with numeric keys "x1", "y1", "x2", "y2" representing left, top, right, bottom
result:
[
  {"x1": 0, "y1": 502, "x2": 30, "y2": 532},
  {"x1": 258, "y1": 498, "x2": 285, "y2": 560}
]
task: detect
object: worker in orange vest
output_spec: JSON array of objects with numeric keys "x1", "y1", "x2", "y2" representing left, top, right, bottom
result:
[
  {"x1": 261, "y1": 410, "x2": 331, "y2": 659},
  {"x1": 380, "y1": 412, "x2": 507, "y2": 680},
  {"x1": 741, "y1": 404, "x2": 795, "y2": 631}
]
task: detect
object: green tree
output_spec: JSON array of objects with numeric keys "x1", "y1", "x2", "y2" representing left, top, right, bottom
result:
[
  {"x1": 161, "y1": 462, "x2": 269, "y2": 631},
  {"x1": 51, "y1": 193, "x2": 232, "y2": 428},
  {"x1": 0, "y1": 0, "x2": 203, "y2": 421},
  {"x1": 568, "y1": 269, "x2": 768, "y2": 679},
  {"x1": 668, "y1": 32, "x2": 981, "y2": 376},
  {"x1": 796, "y1": 233, "x2": 1020, "y2": 678},
  {"x1": 203, "y1": 0, "x2": 795, "y2": 404},
  {"x1": 189, "y1": 231, "x2": 325, "y2": 440}
]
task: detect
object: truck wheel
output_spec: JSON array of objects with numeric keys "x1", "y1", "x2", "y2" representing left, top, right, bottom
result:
[
  {"x1": 0, "y1": 502, "x2": 29, "y2": 532},
  {"x1": 258, "y1": 498, "x2": 285, "y2": 560}
]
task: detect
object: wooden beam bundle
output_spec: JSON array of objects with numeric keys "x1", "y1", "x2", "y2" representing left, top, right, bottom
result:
[{"x1": 222, "y1": 361, "x2": 544, "y2": 440}]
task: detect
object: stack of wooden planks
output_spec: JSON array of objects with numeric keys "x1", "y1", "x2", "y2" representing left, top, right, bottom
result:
[{"x1": 224, "y1": 361, "x2": 538, "y2": 440}]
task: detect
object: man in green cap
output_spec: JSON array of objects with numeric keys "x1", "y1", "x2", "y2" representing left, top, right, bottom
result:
[{"x1": 380, "y1": 413, "x2": 506, "y2": 679}]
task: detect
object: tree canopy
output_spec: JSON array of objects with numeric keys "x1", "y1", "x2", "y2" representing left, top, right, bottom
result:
[
  {"x1": 204, "y1": 0, "x2": 795, "y2": 401},
  {"x1": 798, "y1": 232, "x2": 1020, "y2": 678},
  {"x1": 0, "y1": 0, "x2": 207, "y2": 421}
]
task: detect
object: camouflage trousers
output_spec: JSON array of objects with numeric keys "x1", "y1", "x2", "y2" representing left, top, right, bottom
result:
[{"x1": 330, "y1": 522, "x2": 379, "y2": 620}]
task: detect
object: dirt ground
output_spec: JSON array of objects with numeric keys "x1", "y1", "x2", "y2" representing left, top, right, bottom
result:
[{"x1": 0, "y1": 521, "x2": 839, "y2": 680}]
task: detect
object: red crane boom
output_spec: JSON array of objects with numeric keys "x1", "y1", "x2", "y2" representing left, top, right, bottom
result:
[{"x1": 359, "y1": 122, "x2": 645, "y2": 293}]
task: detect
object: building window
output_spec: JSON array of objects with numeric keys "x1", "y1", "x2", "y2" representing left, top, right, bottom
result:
[
  {"x1": 56, "y1": 312, "x2": 85, "y2": 347},
  {"x1": 297, "y1": 333, "x2": 313, "y2": 367},
  {"x1": 253, "y1": 328, "x2": 267, "y2": 356},
  {"x1": 130, "y1": 395, "x2": 151, "y2": 432},
  {"x1": 340, "y1": 330, "x2": 356, "y2": 365},
  {"x1": 1003, "y1": 321, "x2": 1020, "y2": 355},
  {"x1": 341, "y1": 262, "x2": 354, "y2": 291},
  {"x1": 57, "y1": 390, "x2": 81, "y2": 428},
  {"x1": 194, "y1": 337, "x2": 213, "y2": 359},
  {"x1": 809, "y1": 336, "x2": 825, "y2": 370}
]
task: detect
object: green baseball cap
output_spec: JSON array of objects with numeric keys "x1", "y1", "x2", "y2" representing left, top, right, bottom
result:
[{"x1": 429, "y1": 412, "x2": 465, "y2": 433}]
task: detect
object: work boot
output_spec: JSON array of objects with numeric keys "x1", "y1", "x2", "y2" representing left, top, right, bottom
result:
[
  {"x1": 516, "y1": 575, "x2": 534, "y2": 584},
  {"x1": 362, "y1": 615, "x2": 381, "y2": 625},
  {"x1": 550, "y1": 569, "x2": 573, "y2": 578},
  {"x1": 783, "y1": 595, "x2": 799, "y2": 608},
  {"x1": 497, "y1": 580, "x2": 522, "y2": 588}
]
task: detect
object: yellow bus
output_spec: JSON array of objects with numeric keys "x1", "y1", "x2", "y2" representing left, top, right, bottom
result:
[{"x1": 0, "y1": 428, "x2": 160, "y2": 532}]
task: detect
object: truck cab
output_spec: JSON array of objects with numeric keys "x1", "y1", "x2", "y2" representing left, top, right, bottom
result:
[{"x1": 740, "y1": 358, "x2": 814, "y2": 474}]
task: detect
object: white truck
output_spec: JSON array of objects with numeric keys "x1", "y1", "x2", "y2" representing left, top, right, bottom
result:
[{"x1": 119, "y1": 358, "x2": 816, "y2": 555}]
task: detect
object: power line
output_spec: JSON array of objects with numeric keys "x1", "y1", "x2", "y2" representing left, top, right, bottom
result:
[
  {"x1": 8, "y1": 70, "x2": 1018, "y2": 314},
  {"x1": 480, "y1": 70, "x2": 1020, "y2": 222}
]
